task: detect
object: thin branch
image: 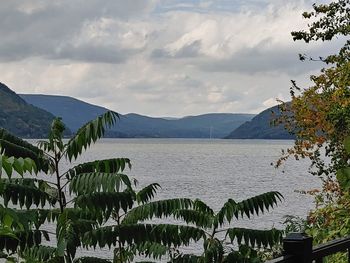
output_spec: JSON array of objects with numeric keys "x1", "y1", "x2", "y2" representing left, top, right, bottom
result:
[
  {"x1": 202, "y1": 229, "x2": 212, "y2": 237},
  {"x1": 215, "y1": 228, "x2": 228, "y2": 234},
  {"x1": 43, "y1": 151, "x2": 55, "y2": 160},
  {"x1": 60, "y1": 179, "x2": 70, "y2": 190},
  {"x1": 42, "y1": 230, "x2": 56, "y2": 236},
  {"x1": 59, "y1": 170, "x2": 69, "y2": 179},
  {"x1": 65, "y1": 198, "x2": 75, "y2": 205}
]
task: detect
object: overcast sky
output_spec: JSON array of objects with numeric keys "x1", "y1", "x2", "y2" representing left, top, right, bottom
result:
[{"x1": 0, "y1": 0, "x2": 337, "y2": 117}]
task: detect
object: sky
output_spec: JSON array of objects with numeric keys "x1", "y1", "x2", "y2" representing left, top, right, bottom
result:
[{"x1": 0, "y1": 0, "x2": 338, "y2": 117}]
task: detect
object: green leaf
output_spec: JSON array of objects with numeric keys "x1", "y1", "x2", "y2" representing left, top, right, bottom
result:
[
  {"x1": 203, "y1": 237, "x2": 224, "y2": 262},
  {"x1": 21, "y1": 245, "x2": 58, "y2": 262},
  {"x1": 0, "y1": 229, "x2": 50, "y2": 253},
  {"x1": 12, "y1": 158, "x2": 24, "y2": 176},
  {"x1": 344, "y1": 136, "x2": 350, "y2": 154},
  {"x1": 131, "y1": 241, "x2": 168, "y2": 260},
  {"x1": 172, "y1": 209, "x2": 213, "y2": 228},
  {"x1": 65, "y1": 158, "x2": 131, "y2": 180},
  {"x1": 3, "y1": 214, "x2": 14, "y2": 228},
  {"x1": 69, "y1": 172, "x2": 132, "y2": 195},
  {"x1": 2, "y1": 157, "x2": 13, "y2": 178},
  {"x1": 83, "y1": 224, "x2": 205, "y2": 249},
  {"x1": 56, "y1": 238, "x2": 67, "y2": 257},
  {"x1": 74, "y1": 192, "x2": 134, "y2": 219},
  {"x1": 123, "y1": 198, "x2": 193, "y2": 224},
  {"x1": 216, "y1": 191, "x2": 283, "y2": 226},
  {"x1": 337, "y1": 167, "x2": 350, "y2": 190},
  {"x1": 0, "y1": 156, "x2": 38, "y2": 178},
  {"x1": 56, "y1": 209, "x2": 97, "y2": 259},
  {"x1": 0, "y1": 129, "x2": 49, "y2": 173},
  {"x1": 136, "y1": 183, "x2": 161, "y2": 204},
  {"x1": 193, "y1": 199, "x2": 214, "y2": 215},
  {"x1": 226, "y1": 228, "x2": 283, "y2": 248},
  {"x1": 0, "y1": 178, "x2": 58, "y2": 208},
  {"x1": 65, "y1": 111, "x2": 119, "y2": 161}
]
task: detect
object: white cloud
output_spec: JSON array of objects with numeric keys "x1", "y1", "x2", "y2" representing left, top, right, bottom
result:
[
  {"x1": 263, "y1": 93, "x2": 286, "y2": 108},
  {"x1": 0, "y1": 0, "x2": 338, "y2": 117}
]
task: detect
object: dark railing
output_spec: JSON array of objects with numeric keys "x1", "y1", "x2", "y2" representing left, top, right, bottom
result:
[{"x1": 267, "y1": 233, "x2": 350, "y2": 263}]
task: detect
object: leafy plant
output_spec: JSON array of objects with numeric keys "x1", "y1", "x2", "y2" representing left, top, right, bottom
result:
[
  {"x1": 0, "y1": 112, "x2": 202, "y2": 262},
  {"x1": 0, "y1": 112, "x2": 137, "y2": 262},
  {"x1": 120, "y1": 191, "x2": 283, "y2": 262},
  {"x1": 0, "y1": 112, "x2": 284, "y2": 262},
  {"x1": 303, "y1": 136, "x2": 350, "y2": 263}
]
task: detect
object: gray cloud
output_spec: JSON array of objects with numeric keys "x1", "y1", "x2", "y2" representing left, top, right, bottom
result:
[
  {"x1": 51, "y1": 44, "x2": 136, "y2": 64},
  {"x1": 198, "y1": 38, "x2": 344, "y2": 75},
  {"x1": 0, "y1": 0, "x2": 154, "y2": 62},
  {"x1": 0, "y1": 0, "x2": 342, "y2": 117},
  {"x1": 151, "y1": 40, "x2": 201, "y2": 58},
  {"x1": 199, "y1": 45, "x2": 318, "y2": 75}
]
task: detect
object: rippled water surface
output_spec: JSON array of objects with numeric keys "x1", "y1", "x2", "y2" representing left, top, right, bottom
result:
[
  {"x1": 32, "y1": 139, "x2": 321, "y2": 260},
  {"x1": 78, "y1": 139, "x2": 318, "y2": 221}
]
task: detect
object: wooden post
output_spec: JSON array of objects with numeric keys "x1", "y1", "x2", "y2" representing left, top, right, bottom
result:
[{"x1": 283, "y1": 233, "x2": 313, "y2": 263}]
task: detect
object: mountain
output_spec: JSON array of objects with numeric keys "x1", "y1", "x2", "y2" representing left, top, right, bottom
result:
[
  {"x1": 225, "y1": 105, "x2": 295, "y2": 139},
  {"x1": 21, "y1": 94, "x2": 254, "y2": 138},
  {"x1": 20, "y1": 94, "x2": 108, "y2": 132},
  {"x1": 113, "y1": 113, "x2": 254, "y2": 138},
  {"x1": 0, "y1": 83, "x2": 56, "y2": 138}
]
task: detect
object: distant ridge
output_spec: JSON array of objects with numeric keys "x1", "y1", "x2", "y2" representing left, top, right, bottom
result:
[
  {"x1": 20, "y1": 94, "x2": 108, "y2": 132},
  {"x1": 21, "y1": 94, "x2": 254, "y2": 138},
  {"x1": 225, "y1": 105, "x2": 294, "y2": 139},
  {"x1": 0, "y1": 83, "x2": 56, "y2": 138}
]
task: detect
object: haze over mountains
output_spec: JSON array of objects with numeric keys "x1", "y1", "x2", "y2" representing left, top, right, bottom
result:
[
  {"x1": 0, "y1": 81, "x2": 293, "y2": 139},
  {"x1": 21, "y1": 94, "x2": 254, "y2": 138}
]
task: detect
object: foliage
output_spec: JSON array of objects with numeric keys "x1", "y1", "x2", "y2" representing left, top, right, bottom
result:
[
  {"x1": 275, "y1": 1, "x2": 350, "y2": 261},
  {"x1": 276, "y1": 0, "x2": 350, "y2": 190},
  {"x1": 282, "y1": 215, "x2": 307, "y2": 234},
  {"x1": 300, "y1": 136, "x2": 350, "y2": 263},
  {"x1": 0, "y1": 111, "x2": 283, "y2": 262},
  {"x1": 122, "y1": 192, "x2": 284, "y2": 262},
  {"x1": 0, "y1": 111, "x2": 132, "y2": 262}
]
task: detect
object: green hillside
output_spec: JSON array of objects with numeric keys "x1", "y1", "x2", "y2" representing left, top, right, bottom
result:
[
  {"x1": 225, "y1": 105, "x2": 295, "y2": 139},
  {"x1": 0, "y1": 82, "x2": 56, "y2": 138}
]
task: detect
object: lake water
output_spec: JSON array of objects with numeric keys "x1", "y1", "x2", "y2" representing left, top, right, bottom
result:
[
  {"x1": 36, "y1": 139, "x2": 321, "y2": 260},
  {"x1": 76, "y1": 139, "x2": 319, "y2": 222}
]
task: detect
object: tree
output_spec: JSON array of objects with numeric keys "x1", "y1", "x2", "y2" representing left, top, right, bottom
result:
[
  {"x1": 302, "y1": 137, "x2": 350, "y2": 263},
  {"x1": 0, "y1": 112, "x2": 283, "y2": 263},
  {"x1": 276, "y1": 1, "x2": 350, "y2": 261},
  {"x1": 277, "y1": 0, "x2": 350, "y2": 192},
  {"x1": 0, "y1": 113, "x2": 201, "y2": 262},
  {"x1": 0, "y1": 112, "x2": 129, "y2": 262}
]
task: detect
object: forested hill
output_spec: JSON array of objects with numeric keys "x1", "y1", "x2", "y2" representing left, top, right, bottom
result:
[
  {"x1": 225, "y1": 105, "x2": 295, "y2": 139},
  {"x1": 0, "y1": 82, "x2": 55, "y2": 138},
  {"x1": 20, "y1": 94, "x2": 108, "y2": 132},
  {"x1": 21, "y1": 94, "x2": 254, "y2": 138}
]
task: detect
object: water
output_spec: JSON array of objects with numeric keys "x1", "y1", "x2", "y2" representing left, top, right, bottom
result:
[
  {"x1": 33, "y1": 139, "x2": 321, "y2": 260},
  {"x1": 79, "y1": 139, "x2": 318, "y2": 221}
]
